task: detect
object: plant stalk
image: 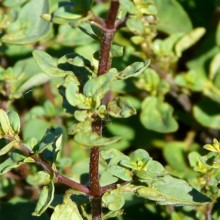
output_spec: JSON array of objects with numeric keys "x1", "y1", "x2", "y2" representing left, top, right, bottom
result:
[{"x1": 90, "y1": 1, "x2": 120, "y2": 219}]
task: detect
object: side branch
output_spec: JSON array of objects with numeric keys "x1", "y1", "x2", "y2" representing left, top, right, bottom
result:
[{"x1": 13, "y1": 138, "x2": 90, "y2": 194}]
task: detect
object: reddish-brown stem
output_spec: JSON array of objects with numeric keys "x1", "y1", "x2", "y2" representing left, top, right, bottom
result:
[
  {"x1": 90, "y1": 1, "x2": 120, "y2": 220},
  {"x1": 14, "y1": 139, "x2": 90, "y2": 194}
]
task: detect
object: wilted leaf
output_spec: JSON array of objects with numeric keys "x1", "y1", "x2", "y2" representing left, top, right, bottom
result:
[
  {"x1": 33, "y1": 182, "x2": 54, "y2": 216},
  {"x1": 140, "y1": 96, "x2": 178, "y2": 133}
]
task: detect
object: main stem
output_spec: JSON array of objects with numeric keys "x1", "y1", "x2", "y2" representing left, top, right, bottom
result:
[{"x1": 89, "y1": 1, "x2": 120, "y2": 220}]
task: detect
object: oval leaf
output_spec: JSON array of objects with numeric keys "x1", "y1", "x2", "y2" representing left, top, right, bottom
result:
[
  {"x1": 140, "y1": 97, "x2": 178, "y2": 133},
  {"x1": 74, "y1": 132, "x2": 121, "y2": 147}
]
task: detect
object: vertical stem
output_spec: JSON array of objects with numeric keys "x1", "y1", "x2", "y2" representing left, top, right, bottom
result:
[{"x1": 89, "y1": 1, "x2": 120, "y2": 220}]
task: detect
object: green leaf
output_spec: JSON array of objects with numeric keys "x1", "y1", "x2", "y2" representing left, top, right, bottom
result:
[
  {"x1": 102, "y1": 189, "x2": 125, "y2": 211},
  {"x1": 111, "y1": 45, "x2": 124, "y2": 58},
  {"x1": 33, "y1": 50, "x2": 70, "y2": 77},
  {"x1": 65, "y1": 81, "x2": 91, "y2": 109},
  {"x1": 193, "y1": 98, "x2": 220, "y2": 129},
  {"x1": 37, "y1": 127, "x2": 63, "y2": 163},
  {"x1": 107, "y1": 97, "x2": 136, "y2": 118},
  {"x1": 126, "y1": 17, "x2": 145, "y2": 35},
  {"x1": 27, "y1": 171, "x2": 51, "y2": 186},
  {"x1": 0, "y1": 140, "x2": 17, "y2": 156},
  {"x1": 155, "y1": 0, "x2": 192, "y2": 34},
  {"x1": 70, "y1": 0, "x2": 92, "y2": 15},
  {"x1": 51, "y1": 190, "x2": 83, "y2": 220},
  {"x1": 140, "y1": 96, "x2": 178, "y2": 133},
  {"x1": 74, "y1": 132, "x2": 121, "y2": 147},
  {"x1": 117, "y1": 61, "x2": 150, "y2": 80},
  {"x1": 0, "y1": 158, "x2": 23, "y2": 175},
  {"x1": 175, "y1": 28, "x2": 206, "y2": 57},
  {"x1": 2, "y1": 0, "x2": 51, "y2": 44},
  {"x1": 108, "y1": 165, "x2": 132, "y2": 181},
  {"x1": 119, "y1": 0, "x2": 139, "y2": 14},
  {"x1": 216, "y1": 20, "x2": 220, "y2": 47},
  {"x1": 7, "y1": 111, "x2": 20, "y2": 134},
  {"x1": 33, "y1": 181, "x2": 54, "y2": 216},
  {"x1": 137, "y1": 175, "x2": 210, "y2": 205},
  {"x1": 0, "y1": 109, "x2": 14, "y2": 136},
  {"x1": 83, "y1": 70, "x2": 117, "y2": 102}
]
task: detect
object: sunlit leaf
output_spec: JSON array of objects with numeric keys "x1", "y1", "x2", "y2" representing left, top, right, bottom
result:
[
  {"x1": 74, "y1": 132, "x2": 121, "y2": 147},
  {"x1": 137, "y1": 175, "x2": 210, "y2": 205},
  {"x1": 2, "y1": 0, "x2": 51, "y2": 44},
  {"x1": 140, "y1": 96, "x2": 178, "y2": 133},
  {"x1": 33, "y1": 181, "x2": 54, "y2": 216},
  {"x1": 102, "y1": 189, "x2": 125, "y2": 211}
]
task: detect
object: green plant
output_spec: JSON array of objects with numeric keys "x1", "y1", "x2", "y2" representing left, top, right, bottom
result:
[{"x1": 0, "y1": 0, "x2": 220, "y2": 220}]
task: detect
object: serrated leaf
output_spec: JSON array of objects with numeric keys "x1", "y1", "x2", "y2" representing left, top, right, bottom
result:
[
  {"x1": 175, "y1": 28, "x2": 206, "y2": 57},
  {"x1": 137, "y1": 175, "x2": 210, "y2": 205},
  {"x1": 140, "y1": 97, "x2": 178, "y2": 133},
  {"x1": 7, "y1": 111, "x2": 20, "y2": 133},
  {"x1": 108, "y1": 165, "x2": 132, "y2": 181},
  {"x1": 117, "y1": 61, "x2": 150, "y2": 80},
  {"x1": 0, "y1": 109, "x2": 14, "y2": 136},
  {"x1": 33, "y1": 50, "x2": 70, "y2": 77},
  {"x1": 107, "y1": 97, "x2": 136, "y2": 118},
  {"x1": 102, "y1": 189, "x2": 125, "y2": 211},
  {"x1": 74, "y1": 132, "x2": 121, "y2": 147},
  {"x1": 2, "y1": 0, "x2": 51, "y2": 44},
  {"x1": 33, "y1": 181, "x2": 54, "y2": 216}
]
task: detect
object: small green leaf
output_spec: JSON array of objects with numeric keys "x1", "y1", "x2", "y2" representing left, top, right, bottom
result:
[
  {"x1": 140, "y1": 97, "x2": 178, "y2": 133},
  {"x1": 204, "y1": 139, "x2": 220, "y2": 153},
  {"x1": 108, "y1": 165, "x2": 132, "y2": 181},
  {"x1": 0, "y1": 140, "x2": 17, "y2": 156},
  {"x1": 7, "y1": 111, "x2": 20, "y2": 134},
  {"x1": 102, "y1": 189, "x2": 125, "y2": 211},
  {"x1": 107, "y1": 97, "x2": 136, "y2": 118},
  {"x1": 117, "y1": 61, "x2": 150, "y2": 80},
  {"x1": 66, "y1": 81, "x2": 91, "y2": 109},
  {"x1": 33, "y1": 50, "x2": 70, "y2": 77},
  {"x1": 83, "y1": 70, "x2": 117, "y2": 102},
  {"x1": 137, "y1": 175, "x2": 210, "y2": 205},
  {"x1": 175, "y1": 28, "x2": 206, "y2": 57},
  {"x1": 0, "y1": 109, "x2": 14, "y2": 136},
  {"x1": 51, "y1": 190, "x2": 83, "y2": 220},
  {"x1": 33, "y1": 181, "x2": 54, "y2": 216},
  {"x1": 111, "y1": 45, "x2": 124, "y2": 58},
  {"x1": 0, "y1": 158, "x2": 22, "y2": 175},
  {"x1": 27, "y1": 171, "x2": 51, "y2": 186},
  {"x1": 120, "y1": 0, "x2": 139, "y2": 14},
  {"x1": 2, "y1": 0, "x2": 51, "y2": 44},
  {"x1": 126, "y1": 17, "x2": 145, "y2": 35},
  {"x1": 74, "y1": 132, "x2": 121, "y2": 147}
]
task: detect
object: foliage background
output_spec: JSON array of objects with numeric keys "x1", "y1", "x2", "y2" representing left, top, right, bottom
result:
[{"x1": 0, "y1": 0, "x2": 220, "y2": 219}]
